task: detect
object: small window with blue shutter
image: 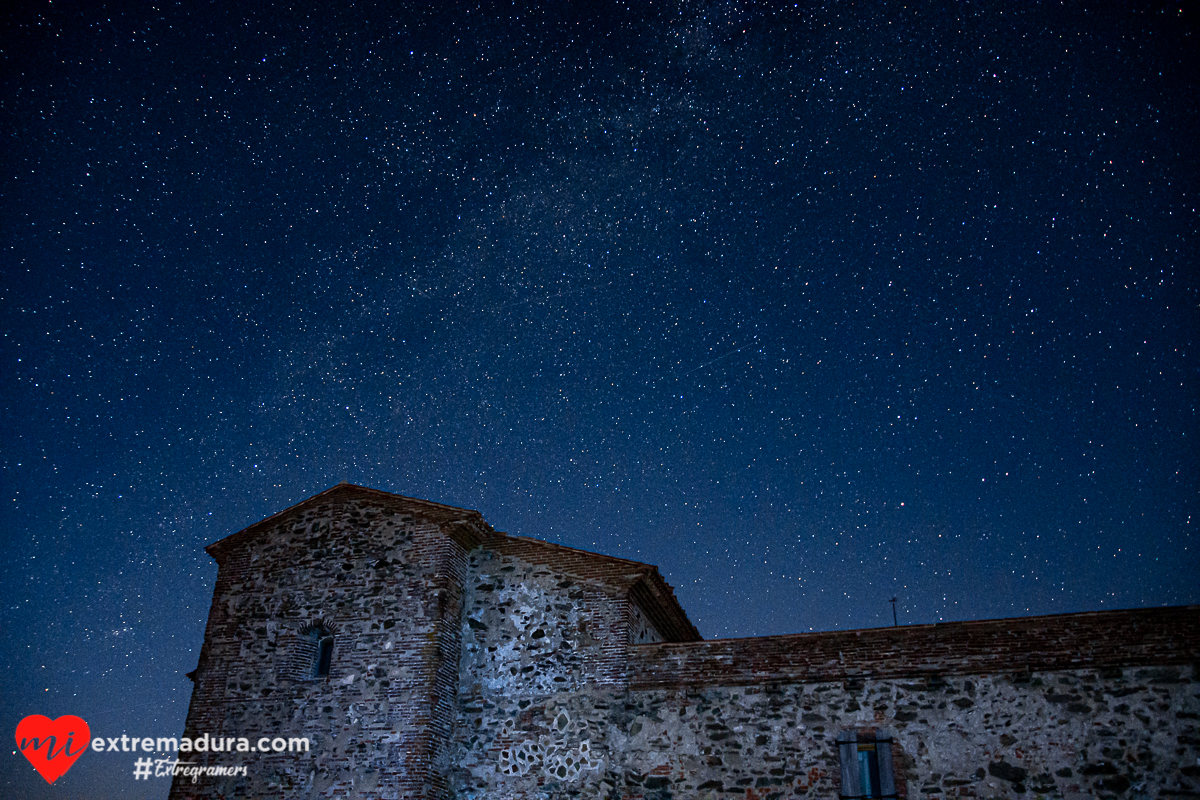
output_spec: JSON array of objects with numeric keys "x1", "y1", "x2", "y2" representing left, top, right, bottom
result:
[{"x1": 837, "y1": 729, "x2": 898, "y2": 799}]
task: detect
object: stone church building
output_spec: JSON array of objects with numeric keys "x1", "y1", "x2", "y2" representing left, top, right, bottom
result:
[{"x1": 170, "y1": 483, "x2": 1199, "y2": 799}]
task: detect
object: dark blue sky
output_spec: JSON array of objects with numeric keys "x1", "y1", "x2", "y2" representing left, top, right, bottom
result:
[{"x1": 3, "y1": 1, "x2": 1196, "y2": 796}]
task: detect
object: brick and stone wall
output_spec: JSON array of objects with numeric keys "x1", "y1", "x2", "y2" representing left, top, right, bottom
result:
[
  {"x1": 450, "y1": 538, "x2": 1200, "y2": 800},
  {"x1": 173, "y1": 486, "x2": 1200, "y2": 800},
  {"x1": 452, "y1": 663, "x2": 1199, "y2": 799},
  {"x1": 170, "y1": 491, "x2": 485, "y2": 799}
]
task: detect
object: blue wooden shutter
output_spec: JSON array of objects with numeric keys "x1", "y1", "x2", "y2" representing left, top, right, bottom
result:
[
  {"x1": 876, "y1": 730, "x2": 896, "y2": 797},
  {"x1": 837, "y1": 730, "x2": 859, "y2": 797}
]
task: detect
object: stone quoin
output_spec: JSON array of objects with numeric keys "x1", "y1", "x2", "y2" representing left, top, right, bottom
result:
[{"x1": 170, "y1": 483, "x2": 1200, "y2": 799}]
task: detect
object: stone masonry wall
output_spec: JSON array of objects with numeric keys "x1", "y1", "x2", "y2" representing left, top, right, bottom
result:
[
  {"x1": 452, "y1": 665, "x2": 1199, "y2": 799},
  {"x1": 451, "y1": 550, "x2": 1200, "y2": 800},
  {"x1": 457, "y1": 546, "x2": 635, "y2": 699},
  {"x1": 176, "y1": 486, "x2": 1199, "y2": 800},
  {"x1": 453, "y1": 544, "x2": 642, "y2": 795},
  {"x1": 453, "y1": 662, "x2": 1195, "y2": 796},
  {"x1": 171, "y1": 497, "x2": 470, "y2": 800}
]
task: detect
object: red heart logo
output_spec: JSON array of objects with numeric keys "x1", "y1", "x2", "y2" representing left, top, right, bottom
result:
[{"x1": 15, "y1": 715, "x2": 91, "y2": 784}]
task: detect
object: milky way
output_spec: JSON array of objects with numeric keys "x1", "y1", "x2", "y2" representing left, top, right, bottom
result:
[{"x1": 2, "y1": 3, "x2": 1195, "y2": 797}]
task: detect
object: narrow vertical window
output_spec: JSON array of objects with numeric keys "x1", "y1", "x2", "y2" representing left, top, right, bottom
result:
[
  {"x1": 316, "y1": 635, "x2": 334, "y2": 677},
  {"x1": 291, "y1": 619, "x2": 339, "y2": 682},
  {"x1": 310, "y1": 628, "x2": 334, "y2": 677}
]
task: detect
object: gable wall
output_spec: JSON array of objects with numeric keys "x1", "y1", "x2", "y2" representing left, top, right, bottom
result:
[
  {"x1": 629, "y1": 600, "x2": 665, "y2": 645},
  {"x1": 457, "y1": 546, "x2": 634, "y2": 699}
]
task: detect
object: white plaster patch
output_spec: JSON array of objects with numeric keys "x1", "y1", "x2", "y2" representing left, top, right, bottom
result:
[
  {"x1": 495, "y1": 709, "x2": 603, "y2": 784},
  {"x1": 498, "y1": 740, "x2": 544, "y2": 776}
]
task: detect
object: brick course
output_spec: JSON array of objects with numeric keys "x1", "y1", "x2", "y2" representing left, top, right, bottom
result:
[{"x1": 627, "y1": 605, "x2": 1200, "y2": 690}]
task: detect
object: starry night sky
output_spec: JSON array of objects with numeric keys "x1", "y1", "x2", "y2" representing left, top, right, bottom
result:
[{"x1": 3, "y1": 1, "x2": 1196, "y2": 796}]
